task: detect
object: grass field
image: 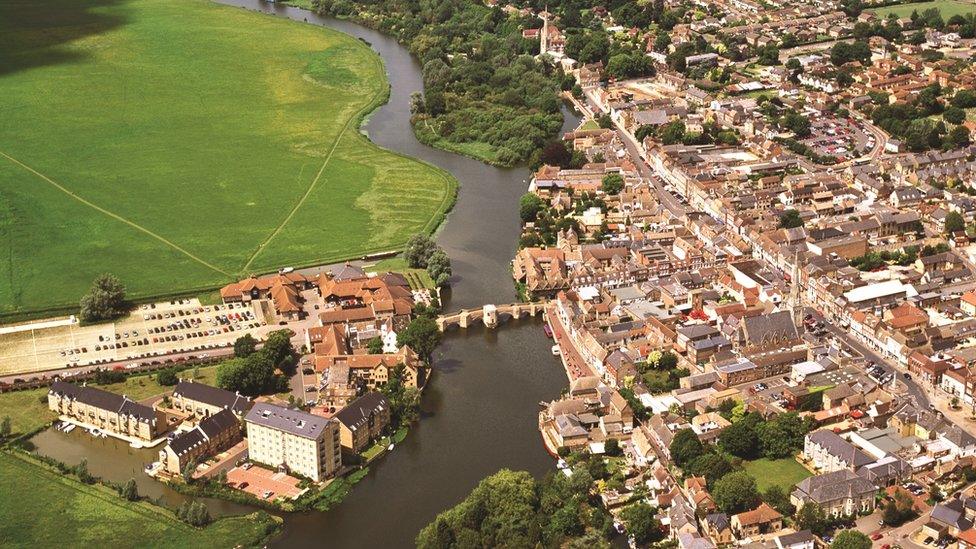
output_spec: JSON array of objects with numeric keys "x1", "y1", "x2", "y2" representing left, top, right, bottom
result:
[
  {"x1": 0, "y1": 451, "x2": 279, "y2": 547},
  {"x1": 0, "y1": 365, "x2": 217, "y2": 437},
  {"x1": 742, "y1": 457, "x2": 813, "y2": 493},
  {"x1": 870, "y1": 0, "x2": 976, "y2": 18},
  {"x1": 0, "y1": 0, "x2": 456, "y2": 318}
]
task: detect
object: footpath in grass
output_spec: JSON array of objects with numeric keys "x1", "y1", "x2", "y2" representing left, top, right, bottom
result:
[
  {"x1": 742, "y1": 457, "x2": 813, "y2": 493},
  {"x1": 870, "y1": 0, "x2": 975, "y2": 18},
  {"x1": 0, "y1": 0, "x2": 455, "y2": 317},
  {"x1": 0, "y1": 452, "x2": 279, "y2": 548}
]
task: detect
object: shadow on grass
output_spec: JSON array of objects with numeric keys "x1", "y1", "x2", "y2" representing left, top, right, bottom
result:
[{"x1": 0, "y1": 0, "x2": 128, "y2": 77}]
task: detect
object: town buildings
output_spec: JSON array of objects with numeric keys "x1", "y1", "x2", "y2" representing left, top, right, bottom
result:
[
  {"x1": 245, "y1": 402, "x2": 342, "y2": 482},
  {"x1": 48, "y1": 380, "x2": 165, "y2": 441}
]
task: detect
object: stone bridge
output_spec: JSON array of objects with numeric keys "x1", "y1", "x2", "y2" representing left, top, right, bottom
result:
[{"x1": 436, "y1": 301, "x2": 547, "y2": 331}]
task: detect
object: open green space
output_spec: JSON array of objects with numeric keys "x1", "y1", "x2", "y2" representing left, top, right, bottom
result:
[
  {"x1": 0, "y1": 451, "x2": 279, "y2": 547},
  {"x1": 0, "y1": 0, "x2": 455, "y2": 318},
  {"x1": 742, "y1": 457, "x2": 812, "y2": 492},
  {"x1": 869, "y1": 0, "x2": 976, "y2": 18}
]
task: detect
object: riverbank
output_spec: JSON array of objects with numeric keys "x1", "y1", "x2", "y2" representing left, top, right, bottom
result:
[{"x1": 0, "y1": 450, "x2": 281, "y2": 548}]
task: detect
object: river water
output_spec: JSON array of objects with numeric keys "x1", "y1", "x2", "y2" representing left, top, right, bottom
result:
[{"x1": 31, "y1": 1, "x2": 580, "y2": 546}]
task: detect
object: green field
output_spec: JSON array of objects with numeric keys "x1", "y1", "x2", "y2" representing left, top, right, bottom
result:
[
  {"x1": 0, "y1": 452, "x2": 279, "y2": 547},
  {"x1": 870, "y1": 0, "x2": 976, "y2": 18},
  {"x1": 0, "y1": 0, "x2": 456, "y2": 317},
  {"x1": 742, "y1": 457, "x2": 813, "y2": 492}
]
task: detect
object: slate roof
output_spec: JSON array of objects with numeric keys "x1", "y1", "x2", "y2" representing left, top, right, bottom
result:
[
  {"x1": 807, "y1": 430, "x2": 873, "y2": 468},
  {"x1": 334, "y1": 392, "x2": 388, "y2": 432},
  {"x1": 741, "y1": 310, "x2": 799, "y2": 346},
  {"x1": 173, "y1": 381, "x2": 251, "y2": 416},
  {"x1": 168, "y1": 409, "x2": 239, "y2": 457},
  {"x1": 792, "y1": 469, "x2": 877, "y2": 505},
  {"x1": 50, "y1": 380, "x2": 157, "y2": 424},
  {"x1": 245, "y1": 402, "x2": 332, "y2": 439}
]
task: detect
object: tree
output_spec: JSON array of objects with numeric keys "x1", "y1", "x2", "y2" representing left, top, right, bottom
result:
[
  {"x1": 216, "y1": 354, "x2": 279, "y2": 396},
  {"x1": 520, "y1": 193, "x2": 544, "y2": 223},
  {"x1": 604, "y1": 438, "x2": 622, "y2": 456},
  {"x1": 398, "y1": 316, "x2": 441, "y2": 360},
  {"x1": 783, "y1": 112, "x2": 811, "y2": 137},
  {"x1": 234, "y1": 333, "x2": 257, "y2": 358},
  {"x1": 621, "y1": 503, "x2": 663, "y2": 545},
  {"x1": 831, "y1": 531, "x2": 871, "y2": 549},
  {"x1": 670, "y1": 429, "x2": 705, "y2": 468},
  {"x1": 0, "y1": 416, "x2": 10, "y2": 438},
  {"x1": 426, "y1": 249, "x2": 452, "y2": 287},
  {"x1": 779, "y1": 209, "x2": 804, "y2": 229},
  {"x1": 687, "y1": 453, "x2": 734, "y2": 486},
  {"x1": 405, "y1": 234, "x2": 439, "y2": 268},
  {"x1": 944, "y1": 106, "x2": 967, "y2": 125},
  {"x1": 763, "y1": 485, "x2": 795, "y2": 516},
  {"x1": 795, "y1": 502, "x2": 828, "y2": 535},
  {"x1": 262, "y1": 329, "x2": 296, "y2": 374},
  {"x1": 156, "y1": 369, "x2": 178, "y2": 386},
  {"x1": 718, "y1": 419, "x2": 760, "y2": 459},
  {"x1": 712, "y1": 471, "x2": 760, "y2": 514},
  {"x1": 79, "y1": 274, "x2": 127, "y2": 322},
  {"x1": 540, "y1": 140, "x2": 573, "y2": 167},
  {"x1": 946, "y1": 211, "x2": 966, "y2": 234},
  {"x1": 120, "y1": 478, "x2": 139, "y2": 501},
  {"x1": 601, "y1": 174, "x2": 624, "y2": 195},
  {"x1": 383, "y1": 364, "x2": 421, "y2": 428},
  {"x1": 367, "y1": 336, "x2": 384, "y2": 354}
]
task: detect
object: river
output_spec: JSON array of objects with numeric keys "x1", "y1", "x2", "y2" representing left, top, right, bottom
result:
[{"x1": 31, "y1": 1, "x2": 581, "y2": 546}]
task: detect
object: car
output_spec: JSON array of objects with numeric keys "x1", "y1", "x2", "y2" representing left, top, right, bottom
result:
[
  {"x1": 903, "y1": 372, "x2": 911, "y2": 379},
  {"x1": 241, "y1": 462, "x2": 253, "y2": 470},
  {"x1": 923, "y1": 537, "x2": 934, "y2": 545},
  {"x1": 262, "y1": 490, "x2": 273, "y2": 499},
  {"x1": 882, "y1": 545, "x2": 891, "y2": 549},
  {"x1": 238, "y1": 482, "x2": 248, "y2": 489},
  {"x1": 871, "y1": 533, "x2": 883, "y2": 541}
]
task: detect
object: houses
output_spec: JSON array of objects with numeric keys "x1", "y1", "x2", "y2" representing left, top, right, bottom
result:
[
  {"x1": 48, "y1": 380, "x2": 165, "y2": 442},
  {"x1": 159, "y1": 409, "x2": 242, "y2": 477},
  {"x1": 731, "y1": 502, "x2": 783, "y2": 538},
  {"x1": 244, "y1": 402, "x2": 342, "y2": 482},
  {"x1": 803, "y1": 430, "x2": 873, "y2": 472},
  {"x1": 171, "y1": 380, "x2": 252, "y2": 419},
  {"x1": 791, "y1": 469, "x2": 878, "y2": 516},
  {"x1": 334, "y1": 392, "x2": 390, "y2": 455}
]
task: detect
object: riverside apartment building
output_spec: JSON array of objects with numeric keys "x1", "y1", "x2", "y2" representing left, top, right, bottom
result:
[{"x1": 244, "y1": 402, "x2": 341, "y2": 482}]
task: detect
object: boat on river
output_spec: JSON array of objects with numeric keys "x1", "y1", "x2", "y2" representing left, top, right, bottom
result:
[
  {"x1": 551, "y1": 345, "x2": 561, "y2": 356},
  {"x1": 543, "y1": 324, "x2": 552, "y2": 338}
]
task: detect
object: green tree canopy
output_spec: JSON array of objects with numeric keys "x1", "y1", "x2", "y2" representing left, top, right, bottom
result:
[
  {"x1": 601, "y1": 174, "x2": 624, "y2": 195},
  {"x1": 670, "y1": 428, "x2": 705, "y2": 468},
  {"x1": 620, "y1": 503, "x2": 664, "y2": 545},
  {"x1": 233, "y1": 333, "x2": 257, "y2": 358},
  {"x1": 831, "y1": 531, "x2": 871, "y2": 549},
  {"x1": 79, "y1": 274, "x2": 127, "y2": 322},
  {"x1": 712, "y1": 471, "x2": 760, "y2": 514},
  {"x1": 398, "y1": 316, "x2": 442, "y2": 360}
]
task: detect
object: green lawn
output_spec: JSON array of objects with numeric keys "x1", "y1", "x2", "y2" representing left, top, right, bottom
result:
[
  {"x1": 0, "y1": 365, "x2": 217, "y2": 437},
  {"x1": 368, "y1": 257, "x2": 434, "y2": 289},
  {"x1": 870, "y1": 0, "x2": 975, "y2": 18},
  {"x1": 742, "y1": 457, "x2": 812, "y2": 493},
  {"x1": 0, "y1": 0, "x2": 455, "y2": 317},
  {"x1": 0, "y1": 452, "x2": 279, "y2": 548}
]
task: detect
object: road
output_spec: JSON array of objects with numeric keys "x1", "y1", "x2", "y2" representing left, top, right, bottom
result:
[
  {"x1": 612, "y1": 122, "x2": 689, "y2": 218},
  {"x1": 807, "y1": 307, "x2": 930, "y2": 408}
]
